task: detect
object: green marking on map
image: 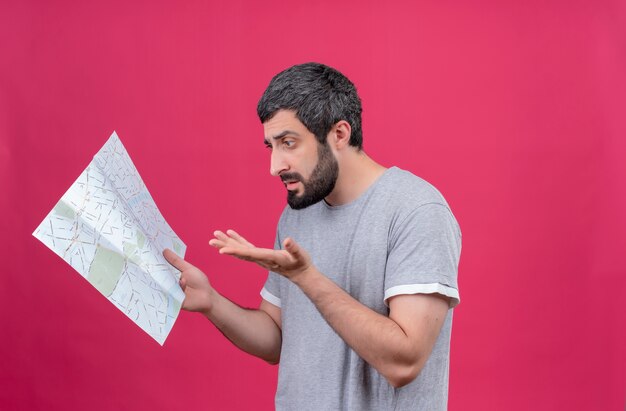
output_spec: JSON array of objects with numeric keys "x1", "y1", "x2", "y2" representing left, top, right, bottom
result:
[
  {"x1": 124, "y1": 240, "x2": 142, "y2": 266},
  {"x1": 88, "y1": 245, "x2": 125, "y2": 297},
  {"x1": 173, "y1": 240, "x2": 182, "y2": 255},
  {"x1": 137, "y1": 230, "x2": 146, "y2": 249},
  {"x1": 171, "y1": 296, "x2": 181, "y2": 317},
  {"x1": 53, "y1": 200, "x2": 76, "y2": 220}
]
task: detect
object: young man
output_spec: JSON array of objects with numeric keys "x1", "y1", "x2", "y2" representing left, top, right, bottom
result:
[{"x1": 164, "y1": 63, "x2": 461, "y2": 410}]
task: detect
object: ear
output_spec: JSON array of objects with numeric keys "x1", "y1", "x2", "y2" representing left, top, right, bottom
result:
[{"x1": 328, "y1": 120, "x2": 352, "y2": 150}]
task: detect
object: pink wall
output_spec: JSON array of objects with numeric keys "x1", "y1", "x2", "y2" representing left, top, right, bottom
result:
[{"x1": 1, "y1": 1, "x2": 624, "y2": 410}]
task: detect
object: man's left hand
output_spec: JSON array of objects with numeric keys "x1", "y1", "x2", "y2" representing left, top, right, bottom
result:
[{"x1": 209, "y1": 230, "x2": 313, "y2": 281}]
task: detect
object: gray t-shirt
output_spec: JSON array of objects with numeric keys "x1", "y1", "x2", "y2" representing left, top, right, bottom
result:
[{"x1": 261, "y1": 166, "x2": 461, "y2": 410}]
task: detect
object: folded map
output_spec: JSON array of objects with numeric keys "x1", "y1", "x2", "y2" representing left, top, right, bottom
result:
[{"x1": 33, "y1": 131, "x2": 186, "y2": 345}]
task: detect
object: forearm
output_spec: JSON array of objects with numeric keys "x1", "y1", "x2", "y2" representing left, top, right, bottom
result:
[
  {"x1": 292, "y1": 269, "x2": 425, "y2": 386},
  {"x1": 204, "y1": 290, "x2": 282, "y2": 364},
  {"x1": 206, "y1": 232, "x2": 444, "y2": 383}
]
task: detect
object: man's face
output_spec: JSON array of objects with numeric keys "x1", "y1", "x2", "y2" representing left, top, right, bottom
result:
[{"x1": 263, "y1": 110, "x2": 339, "y2": 209}]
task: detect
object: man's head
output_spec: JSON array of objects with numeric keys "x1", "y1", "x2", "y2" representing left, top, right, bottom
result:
[
  {"x1": 258, "y1": 63, "x2": 363, "y2": 209},
  {"x1": 258, "y1": 62, "x2": 363, "y2": 149}
]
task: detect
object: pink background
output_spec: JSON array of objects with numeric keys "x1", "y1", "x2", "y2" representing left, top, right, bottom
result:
[{"x1": 1, "y1": 1, "x2": 624, "y2": 410}]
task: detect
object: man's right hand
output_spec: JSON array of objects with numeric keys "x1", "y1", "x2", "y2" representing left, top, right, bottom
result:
[
  {"x1": 163, "y1": 248, "x2": 282, "y2": 364},
  {"x1": 163, "y1": 248, "x2": 214, "y2": 315}
]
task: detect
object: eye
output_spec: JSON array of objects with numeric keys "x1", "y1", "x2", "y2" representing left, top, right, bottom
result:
[{"x1": 283, "y1": 140, "x2": 295, "y2": 148}]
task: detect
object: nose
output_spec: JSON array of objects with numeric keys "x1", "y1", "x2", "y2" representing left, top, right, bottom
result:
[{"x1": 270, "y1": 149, "x2": 289, "y2": 177}]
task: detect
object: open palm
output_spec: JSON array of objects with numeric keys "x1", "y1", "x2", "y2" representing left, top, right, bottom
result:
[{"x1": 209, "y1": 229, "x2": 312, "y2": 280}]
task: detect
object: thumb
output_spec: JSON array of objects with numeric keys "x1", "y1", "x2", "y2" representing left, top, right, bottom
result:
[
  {"x1": 163, "y1": 248, "x2": 193, "y2": 271},
  {"x1": 283, "y1": 237, "x2": 301, "y2": 257}
]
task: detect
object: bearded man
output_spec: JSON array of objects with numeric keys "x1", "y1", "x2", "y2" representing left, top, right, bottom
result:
[{"x1": 164, "y1": 62, "x2": 461, "y2": 410}]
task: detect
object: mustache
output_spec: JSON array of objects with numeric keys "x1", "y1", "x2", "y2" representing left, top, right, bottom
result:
[{"x1": 280, "y1": 172, "x2": 303, "y2": 183}]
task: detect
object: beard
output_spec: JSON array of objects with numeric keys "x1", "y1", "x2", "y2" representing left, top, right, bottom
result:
[{"x1": 281, "y1": 141, "x2": 339, "y2": 210}]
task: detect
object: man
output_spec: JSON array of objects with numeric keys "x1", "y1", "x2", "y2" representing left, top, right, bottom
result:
[{"x1": 163, "y1": 62, "x2": 461, "y2": 410}]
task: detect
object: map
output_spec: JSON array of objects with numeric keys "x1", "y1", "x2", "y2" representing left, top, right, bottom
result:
[{"x1": 33, "y1": 131, "x2": 186, "y2": 345}]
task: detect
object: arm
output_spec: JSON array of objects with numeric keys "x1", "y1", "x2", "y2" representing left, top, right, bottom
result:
[
  {"x1": 293, "y1": 267, "x2": 448, "y2": 388},
  {"x1": 163, "y1": 249, "x2": 282, "y2": 364},
  {"x1": 210, "y1": 230, "x2": 449, "y2": 388}
]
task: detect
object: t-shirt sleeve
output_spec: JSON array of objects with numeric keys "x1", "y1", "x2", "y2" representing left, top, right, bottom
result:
[
  {"x1": 260, "y1": 231, "x2": 283, "y2": 308},
  {"x1": 384, "y1": 203, "x2": 462, "y2": 308}
]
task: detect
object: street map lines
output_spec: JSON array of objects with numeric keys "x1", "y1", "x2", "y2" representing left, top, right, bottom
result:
[{"x1": 33, "y1": 131, "x2": 186, "y2": 345}]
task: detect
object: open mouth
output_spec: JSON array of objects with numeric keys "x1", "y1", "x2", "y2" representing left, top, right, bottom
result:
[
  {"x1": 283, "y1": 180, "x2": 300, "y2": 190},
  {"x1": 281, "y1": 173, "x2": 303, "y2": 191}
]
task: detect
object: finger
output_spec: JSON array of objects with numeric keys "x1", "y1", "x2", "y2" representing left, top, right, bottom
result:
[
  {"x1": 213, "y1": 230, "x2": 229, "y2": 241},
  {"x1": 219, "y1": 246, "x2": 283, "y2": 264},
  {"x1": 260, "y1": 262, "x2": 281, "y2": 271},
  {"x1": 209, "y1": 238, "x2": 226, "y2": 248},
  {"x1": 163, "y1": 248, "x2": 193, "y2": 271},
  {"x1": 283, "y1": 237, "x2": 302, "y2": 258},
  {"x1": 226, "y1": 229, "x2": 255, "y2": 247}
]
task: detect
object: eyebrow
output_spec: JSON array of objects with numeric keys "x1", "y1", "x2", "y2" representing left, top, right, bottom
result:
[{"x1": 264, "y1": 130, "x2": 300, "y2": 145}]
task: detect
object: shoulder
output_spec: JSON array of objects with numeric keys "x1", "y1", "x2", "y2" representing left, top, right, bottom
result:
[
  {"x1": 378, "y1": 167, "x2": 461, "y2": 235},
  {"x1": 379, "y1": 167, "x2": 452, "y2": 210}
]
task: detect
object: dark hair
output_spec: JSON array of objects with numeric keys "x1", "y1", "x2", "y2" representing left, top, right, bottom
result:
[{"x1": 257, "y1": 62, "x2": 363, "y2": 149}]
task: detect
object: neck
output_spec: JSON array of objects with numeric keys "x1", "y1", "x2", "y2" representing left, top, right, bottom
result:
[{"x1": 324, "y1": 150, "x2": 387, "y2": 206}]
